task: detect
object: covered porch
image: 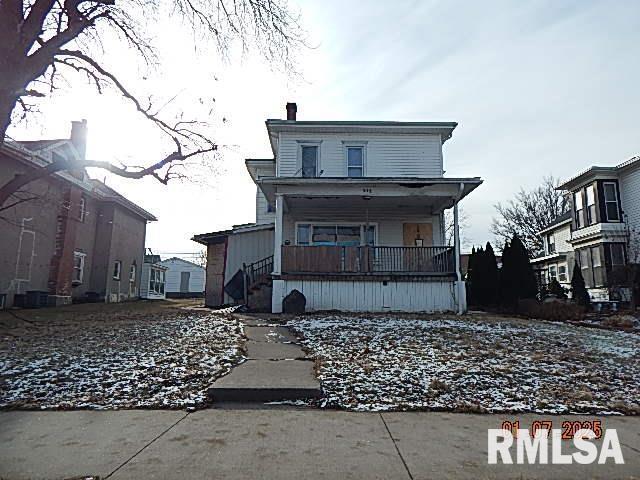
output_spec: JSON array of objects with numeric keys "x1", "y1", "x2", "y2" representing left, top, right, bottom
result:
[{"x1": 258, "y1": 177, "x2": 482, "y2": 313}]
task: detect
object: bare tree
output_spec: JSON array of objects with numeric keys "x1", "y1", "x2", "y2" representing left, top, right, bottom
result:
[
  {"x1": 444, "y1": 206, "x2": 471, "y2": 248},
  {"x1": 491, "y1": 176, "x2": 569, "y2": 257},
  {"x1": 0, "y1": 0, "x2": 303, "y2": 206}
]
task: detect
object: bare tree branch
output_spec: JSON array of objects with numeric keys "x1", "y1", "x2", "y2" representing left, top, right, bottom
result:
[{"x1": 491, "y1": 176, "x2": 569, "y2": 257}]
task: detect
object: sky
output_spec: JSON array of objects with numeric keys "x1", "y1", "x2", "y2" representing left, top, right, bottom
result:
[{"x1": 9, "y1": 0, "x2": 640, "y2": 259}]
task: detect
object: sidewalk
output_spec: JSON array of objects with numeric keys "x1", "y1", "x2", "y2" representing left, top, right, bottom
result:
[{"x1": 2, "y1": 410, "x2": 639, "y2": 479}]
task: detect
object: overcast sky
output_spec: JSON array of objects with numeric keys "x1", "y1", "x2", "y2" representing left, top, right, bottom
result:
[{"x1": 9, "y1": 0, "x2": 640, "y2": 258}]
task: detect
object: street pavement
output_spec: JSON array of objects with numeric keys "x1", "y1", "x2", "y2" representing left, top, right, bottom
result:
[{"x1": 1, "y1": 409, "x2": 639, "y2": 479}]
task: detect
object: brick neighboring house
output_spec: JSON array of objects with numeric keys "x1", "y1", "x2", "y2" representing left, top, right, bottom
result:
[{"x1": 0, "y1": 120, "x2": 157, "y2": 308}]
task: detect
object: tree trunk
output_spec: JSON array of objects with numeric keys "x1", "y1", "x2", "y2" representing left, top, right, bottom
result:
[{"x1": 0, "y1": 88, "x2": 19, "y2": 143}]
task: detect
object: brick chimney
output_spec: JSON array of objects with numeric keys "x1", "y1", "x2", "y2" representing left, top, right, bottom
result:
[
  {"x1": 286, "y1": 102, "x2": 297, "y2": 121},
  {"x1": 70, "y1": 119, "x2": 88, "y2": 160}
]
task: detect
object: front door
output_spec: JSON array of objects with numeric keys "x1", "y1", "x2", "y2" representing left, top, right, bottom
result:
[
  {"x1": 180, "y1": 271, "x2": 190, "y2": 293},
  {"x1": 403, "y1": 223, "x2": 433, "y2": 246},
  {"x1": 402, "y1": 223, "x2": 433, "y2": 272}
]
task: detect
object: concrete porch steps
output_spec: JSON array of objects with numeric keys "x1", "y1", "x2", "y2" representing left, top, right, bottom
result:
[{"x1": 208, "y1": 321, "x2": 322, "y2": 404}]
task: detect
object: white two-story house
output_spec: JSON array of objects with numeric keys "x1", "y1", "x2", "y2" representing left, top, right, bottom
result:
[
  {"x1": 194, "y1": 104, "x2": 483, "y2": 313},
  {"x1": 532, "y1": 156, "x2": 640, "y2": 302}
]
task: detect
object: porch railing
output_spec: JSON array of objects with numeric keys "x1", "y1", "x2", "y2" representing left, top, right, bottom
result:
[
  {"x1": 244, "y1": 255, "x2": 274, "y2": 287},
  {"x1": 281, "y1": 245, "x2": 455, "y2": 275}
]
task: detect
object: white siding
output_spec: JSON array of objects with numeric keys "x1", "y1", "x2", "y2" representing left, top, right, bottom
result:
[
  {"x1": 277, "y1": 132, "x2": 443, "y2": 178},
  {"x1": 158, "y1": 258, "x2": 205, "y2": 293},
  {"x1": 554, "y1": 224, "x2": 572, "y2": 252},
  {"x1": 224, "y1": 228, "x2": 275, "y2": 303},
  {"x1": 620, "y1": 164, "x2": 640, "y2": 255},
  {"x1": 254, "y1": 164, "x2": 276, "y2": 224},
  {"x1": 277, "y1": 279, "x2": 456, "y2": 312}
]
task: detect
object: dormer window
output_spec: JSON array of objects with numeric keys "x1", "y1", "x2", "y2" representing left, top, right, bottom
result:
[
  {"x1": 603, "y1": 182, "x2": 620, "y2": 221},
  {"x1": 301, "y1": 145, "x2": 318, "y2": 178},
  {"x1": 547, "y1": 233, "x2": 555, "y2": 254}
]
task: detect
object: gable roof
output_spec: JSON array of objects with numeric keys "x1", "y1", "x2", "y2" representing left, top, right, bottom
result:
[
  {"x1": 89, "y1": 180, "x2": 157, "y2": 221},
  {"x1": 538, "y1": 211, "x2": 572, "y2": 235},
  {"x1": 159, "y1": 257, "x2": 204, "y2": 269}
]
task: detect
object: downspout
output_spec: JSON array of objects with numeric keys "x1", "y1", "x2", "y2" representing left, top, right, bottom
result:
[{"x1": 453, "y1": 182, "x2": 465, "y2": 314}]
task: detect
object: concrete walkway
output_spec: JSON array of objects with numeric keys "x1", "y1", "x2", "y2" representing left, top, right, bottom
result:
[
  {"x1": 208, "y1": 314, "x2": 322, "y2": 403},
  {"x1": 1, "y1": 410, "x2": 639, "y2": 479}
]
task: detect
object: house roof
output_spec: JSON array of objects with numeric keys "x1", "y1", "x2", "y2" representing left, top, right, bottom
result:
[
  {"x1": 3, "y1": 136, "x2": 157, "y2": 222},
  {"x1": 89, "y1": 180, "x2": 157, "y2": 221},
  {"x1": 538, "y1": 211, "x2": 572, "y2": 235},
  {"x1": 558, "y1": 155, "x2": 640, "y2": 190},
  {"x1": 192, "y1": 222, "x2": 274, "y2": 245},
  {"x1": 265, "y1": 120, "x2": 458, "y2": 156},
  {"x1": 159, "y1": 257, "x2": 203, "y2": 269}
]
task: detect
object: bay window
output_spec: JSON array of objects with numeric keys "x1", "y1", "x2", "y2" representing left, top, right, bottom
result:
[
  {"x1": 603, "y1": 182, "x2": 620, "y2": 221},
  {"x1": 585, "y1": 184, "x2": 596, "y2": 225},
  {"x1": 574, "y1": 190, "x2": 584, "y2": 228}
]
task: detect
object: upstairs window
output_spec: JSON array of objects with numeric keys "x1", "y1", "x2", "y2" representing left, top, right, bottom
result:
[
  {"x1": 113, "y1": 260, "x2": 122, "y2": 280},
  {"x1": 547, "y1": 233, "x2": 556, "y2": 254},
  {"x1": 346, "y1": 146, "x2": 364, "y2": 177},
  {"x1": 301, "y1": 145, "x2": 318, "y2": 178},
  {"x1": 603, "y1": 182, "x2": 620, "y2": 221},
  {"x1": 585, "y1": 185, "x2": 596, "y2": 225},
  {"x1": 574, "y1": 191, "x2": 584, "y2": 228}
]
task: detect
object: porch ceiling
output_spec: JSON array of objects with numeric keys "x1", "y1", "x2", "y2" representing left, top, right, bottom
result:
[
  {"x1": 258, "y1": 177, "x2": 482, "y2": 211},
  {"x1": 283, "y1": 195, "x2": 451, "y2": 215}
]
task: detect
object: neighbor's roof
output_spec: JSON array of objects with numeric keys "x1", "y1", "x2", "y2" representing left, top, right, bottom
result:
[
  {"x1": 90, "y1": 180, "x2": 157, "y2": 222},
  {"x1": 192, "y1": 222, "x2": 274, "y2": 245},
  {"x1": 17, "y1": 139, "x2": 68, "y2": 151},
  {"x1": 159, "y1": 257, "x2": 203, "y2": 268},
  {"x1": 538, "y1": 211, "x2": 572, "y2": 235},
  {"x1": 558, "y1": 155, "x2": 640, "y2": 190}
]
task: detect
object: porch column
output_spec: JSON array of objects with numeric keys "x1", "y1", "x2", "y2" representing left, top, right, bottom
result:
[
  {"x1": 272, "y1": 193, "x2": 285, "y2": 313},
  {"x1": 453, "y1": 198, "x2": 467, "y2": 314},
  {"x1": 453, "y1": 200, "x2": 461, "y2": 282},
  {"x1": 273, "y1": 193, "x2": 284, "y2": 275}
]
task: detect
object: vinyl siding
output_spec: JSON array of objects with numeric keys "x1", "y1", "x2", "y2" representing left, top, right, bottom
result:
[
  {"x1": 254, "y1": 164, "x2": 276, "y2": 224},
  {"x1": 620, "y1": 164, "x2": 640, "y2": 235},
  {"x1": 554, "y1": 224, "x2": 572, "y2": 252},
  {"x1": 277, "y1": 132, "x2": 443, "y2": 178},
  {"x1": 276, "y1": 279, "x2": 456, "y2": 312},
  {"x1": 224, "y1": 228, "x2": 275, "y2": 303},
  {"x1": 158, "y1": 258, "x2": 205, "y2": 293}
]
